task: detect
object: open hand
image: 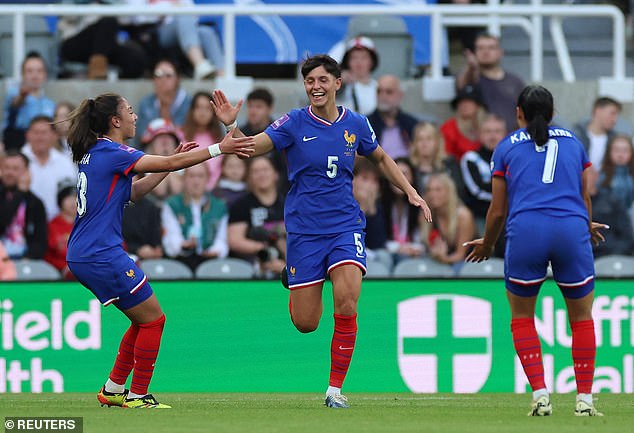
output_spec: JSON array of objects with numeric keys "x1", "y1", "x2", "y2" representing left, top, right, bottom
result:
[
  {"x1": 218, "y1": 134, "x2": 256, "y2": 158},
  {"x1": 408, "y1": 192, "x2": 432, "y2": 223},
  {"x1": 590, "y1": 221, "x2": 609, "y2": 246},
  {"x1": 210, "y1": 89, "x2": 243, "y2": 127},
  {"x1": 174, "y1": 141, "x2": 198, "y2": 154},
  {"x1": 463, "y1": 238, "x2": 494, "y2": 263}
]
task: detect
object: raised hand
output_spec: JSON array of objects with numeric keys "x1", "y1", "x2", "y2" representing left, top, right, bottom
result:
[
  {"x1": 210, "y1": 89, "x2": 243, "y2": 127},
  {"x1": 218, "y1": 133, "x2": 256, "y2": 158}
]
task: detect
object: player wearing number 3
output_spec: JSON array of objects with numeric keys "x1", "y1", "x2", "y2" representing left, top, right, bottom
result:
[
  {"x1": 464, "y1": 85, "x2": 608, "y2": 416},
  {"x1": 65, "y1": 93, "x2": 254, "y2": 408},
  {"x1": 212, "y1": 55, "x2": 432, "y2": 408}
]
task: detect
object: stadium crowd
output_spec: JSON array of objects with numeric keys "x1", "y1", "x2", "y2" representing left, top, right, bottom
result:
[{"x1": 1, "y1": 14, "x2": 633, "y2": 282}]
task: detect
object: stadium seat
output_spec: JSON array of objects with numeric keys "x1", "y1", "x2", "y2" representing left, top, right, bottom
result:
[
  {"x1": 14, "y1": 259, "x2": 60, "y2": 281},
  {"x1": 594, "y1": 255, "x2": 634, "y2": 278},
  {"x1": 365, "y1": 259, "x2": 391, "y2": 278},
  {"x1": 458, "y1": 258, "x2": 505, "y2": 278},
  {"x1": 139, "y1": 258, "x2": 193, "y2": 280},
  {"x1": 0, "y1": 15, "x2": 57, "y2": 78},
  {"x1": 195, "y1": 258, "x2": 254, "y2": 280},
  {"x1": 392, "y1": 258, "x2": 454, "y2": 278}
]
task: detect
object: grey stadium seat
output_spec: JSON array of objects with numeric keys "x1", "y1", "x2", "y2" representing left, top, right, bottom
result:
[
  {"x1": 594, "y1": 255, "x2": 634, "y2": 278},
  {"x1": 392, "y1": 258, "x2": 454, "y2": 278},
  {"x1": 15, "y1": 259, "x2": 60, "y2": 281},
  {"x1": 459, "y1": 258, "x2": 506, "y2": 278},
  {"x1": 365, "y1": 259, "x2": 391, "y2": 278},
  {"x1": 139, "y1": 258, "x2": 193, "y2": 280},
  {"x1": 195, "y1": 258, "x2": 254, "y2": 280}
]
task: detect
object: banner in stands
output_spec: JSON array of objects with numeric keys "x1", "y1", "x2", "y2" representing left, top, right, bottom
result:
[{"x1": 0, "y1": 280, "x2": 631, "y2": 393}]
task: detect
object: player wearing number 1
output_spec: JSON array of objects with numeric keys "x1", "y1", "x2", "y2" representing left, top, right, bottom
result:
[
  {"x1": 464, "y1": 85, "x2": 608, "y2": 416},
  {"x1": 65, "y1": 93, "x2": 254, "y2": 409},
  {"x1": 211, "y1": 55, "x2": 432, "y2": 408}
]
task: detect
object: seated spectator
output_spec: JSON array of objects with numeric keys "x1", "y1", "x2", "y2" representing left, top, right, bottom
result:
[
  {"x1": 409, "y1": 121, "x2": 463, "y2": 195},
  {"x1": 140, "y1": 118, "x2": 184, "y2": 202},
  {"x1": 367, "y1": 75, "x2": 421, "y2": 160},
  {"x1": 121, "y1": 0, "x2": 224, "y2": 79},
  {"x1": 441, "y1": 84, "x2": 485, "y2": 160},
  {"x1": 240, "y1": 88, "x2": 275, "y2": 136},
  {"x1": 228, "y1": 156, "x2": 286, "y2": 279},
  {"x1": 2, "y1": 52, "x2": 56, "y2": 151},
  {"x1": 53, "y1": 101, "x2": 75, "y2": 157},
  {"x1": 336, "y1": 36, "x2": 379, "y2": 115},
  {"x1": 122, "y1": 174, "x2": 164, "y2": 261},
  {"x1": 135, "y1": 59, "x2": 192, "y2": 146},
  {"x1": 380, "y1": 157, "x2": 424, "y2": 264},
  {"x1": 212, "y1": 154, "x2": 248, "y2": 207},
  {"x1": 44, "y1": 185, "x2": 76, "y2": 280},
  {"x1": 352, "y1": 158, "x2": 388, "y2": 253},
  {"x1": 421, "y1": 172, "x2": 475, "y2": 271},
  {"x1": 0, "y1": 241, "x2": 17, "y2": 281},
  {"x1": 460, "y1": 113, "x2": 507, "y2": 231},
  {"x1": 456, "y1": 33, "x2": 524, "y2": 132},
  {"x1": 0, "y1": 151, "x2": 47, "y2": 260},
  {"x1": 573, "y1": 96, "x2": 622, "y2": 170},
  {"x1": 21, "y1": 116, "x2": 77, "y2": 220},
  {"x1": 57, "y1": 2, "x2": 147, "y2": 79},
  {"x1": 181, "y1": 91, "x2": 224, "y2": 190},
  {"x1": 163, "y1": 163, "x2": 229, "y2": 271},
  {"x1": 598, "y1": 134, "x2": 634, "y2": 212}
]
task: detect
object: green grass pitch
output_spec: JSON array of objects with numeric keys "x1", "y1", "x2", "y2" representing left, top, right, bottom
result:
[{"x1": 0, "y1": 393, "x2": 630, "y2": 433}]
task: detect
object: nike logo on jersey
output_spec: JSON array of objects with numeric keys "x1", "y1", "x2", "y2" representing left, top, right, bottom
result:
[{"x1": 302, "y1": 136, "x2": 318, "y2": 142}]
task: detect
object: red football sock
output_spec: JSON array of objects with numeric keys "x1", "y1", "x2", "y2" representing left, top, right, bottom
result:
[
  {"x1": 329, "y1": 313, "x2": 357, "y2": 388},
  {"x1": 571, "y1": 320, "x2": 596, "y2": 394},
  {"x1": 130, "y1": 314, "x2": 166, "y2": 396},
  {"x1": 109, "y1": 323, "x2": 139, "y2": 385},
  {"x1": 511, "y1": 318, "x2": 546, "y2": 391}
]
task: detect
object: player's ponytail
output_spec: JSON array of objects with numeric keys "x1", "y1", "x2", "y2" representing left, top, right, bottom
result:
[
  {"x1": 517, "y1": 85, "x2": 553, "y2": 147},
  {"x1": 67, "y1": 93, "x2": 122, "y2": 163}
]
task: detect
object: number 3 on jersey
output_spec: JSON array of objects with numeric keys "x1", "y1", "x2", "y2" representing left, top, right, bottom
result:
[
  {"x1": 326, "y1": 155, "x2": 339, "y2": 178},
  {"x1": 76, "y1": 172, "x2": 88, "y2": 217}
]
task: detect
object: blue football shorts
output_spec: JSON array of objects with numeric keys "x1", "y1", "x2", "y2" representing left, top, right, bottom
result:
[
  {"x1": 504, "y1": 213, "x2": 594, "y2": 299},
  {"x1": 285, "y1": 231, "x2": 367, "y2": 290},
  {"x1": 68, "y1": 252, "x2": 153, "y2": 310}
]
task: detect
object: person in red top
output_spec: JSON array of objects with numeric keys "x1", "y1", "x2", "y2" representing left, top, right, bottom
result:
[
  {"x1": 440, "y1": 85, "x2": 486, "y2": 160},
  {"x1": 44, "y1": 185, "x2": 77, "y2": 279}
]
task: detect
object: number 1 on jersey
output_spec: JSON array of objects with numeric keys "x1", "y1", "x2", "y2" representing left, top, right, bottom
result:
[{"x1": 541, "y1": 138, "x2": 558, "y2": 184}]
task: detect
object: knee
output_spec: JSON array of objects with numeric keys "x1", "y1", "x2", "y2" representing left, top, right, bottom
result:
[
  {"x1": 292, "y1": 319, "x2": 319, "y2": 334},
  {"x1": 334, "y1": 299, "x2": 358, "y2": 317}
]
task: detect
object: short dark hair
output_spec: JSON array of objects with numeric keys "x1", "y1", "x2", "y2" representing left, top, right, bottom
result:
[
  {"x1": 593, "y1": 96, "x2": 622, "y2": 112},
  {"x1": 300, "y1": 55, "x2": 341, "y2": 79},
  {"x1": 28, "y1": 115, "x2": 55, "y2": 130},
  {"x1": 4, "y1": 150, "x2": 30, "y2": 167},
  {"x1": 247, "y1": 88, "x2": 274, "y2": 107},
  {"x1": 21, "y1": 50, "x2": 47, "y2": 73}
]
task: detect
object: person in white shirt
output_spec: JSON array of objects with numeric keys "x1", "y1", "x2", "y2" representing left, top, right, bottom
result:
[{"x1": 336, "y1": 37, "x2": 379, "y2": 115}]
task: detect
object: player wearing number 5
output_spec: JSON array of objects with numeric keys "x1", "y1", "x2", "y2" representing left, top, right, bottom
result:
[
  {"x1": 212, "y1": 55, "x2": 432, "y2": 408},
  {"x1": 65, "y1": 93, "x2": 254, "y2": 409},
  {"x1": 464, "y1": 85, "x2": 608, "y2": 416}
]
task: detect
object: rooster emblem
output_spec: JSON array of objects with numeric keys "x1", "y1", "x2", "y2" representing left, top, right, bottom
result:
[
  {"x1": 344, "y1": 130, "x2": 356, "y2": 147},
  {"x1": 126, "y1": 269, "x2": 135, "y2": 278},
  {"x1": 289, "y1": 266, "x2": 296, "y2": 276}
]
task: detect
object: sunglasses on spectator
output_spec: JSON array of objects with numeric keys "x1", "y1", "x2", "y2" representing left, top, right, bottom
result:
[{"x1": 154, "y1": 70, "x2": 176, "y2": 79}]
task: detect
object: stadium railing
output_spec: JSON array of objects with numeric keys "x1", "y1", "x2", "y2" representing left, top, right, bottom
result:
[{"x1": 0, "y1": 2, "x2": 629, "y2": 101}]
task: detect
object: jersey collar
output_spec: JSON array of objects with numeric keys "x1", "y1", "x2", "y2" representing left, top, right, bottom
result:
[{"x1": 308, "y1": 105, "x2": 347, "y2": 126}]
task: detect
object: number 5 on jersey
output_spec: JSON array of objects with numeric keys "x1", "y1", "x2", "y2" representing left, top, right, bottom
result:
[{"x1": 327, "y1": 155, "x2": 339, "y2": 178}]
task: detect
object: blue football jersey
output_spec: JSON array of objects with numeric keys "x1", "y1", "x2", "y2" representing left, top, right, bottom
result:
[
  {"x1": 265, "y1": 105, "x2": 378, "y2": 234},
  {"x1": 67, "y1": 137, "x2": 144, "y2": 261},
  {"x1": 491, "y1": 126, "x2": 591, "y2": 227}
]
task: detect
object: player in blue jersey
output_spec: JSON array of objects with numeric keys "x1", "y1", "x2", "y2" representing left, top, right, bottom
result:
[
  {"x1": 465, "y1": 85, "x2": 608, "y2": 417},
  {"x1": 211, "y1": 55, "x2": 432, "y2": 408},
  {"x1": 64, "y1": 93, "x2": 254, "y2": 409}
]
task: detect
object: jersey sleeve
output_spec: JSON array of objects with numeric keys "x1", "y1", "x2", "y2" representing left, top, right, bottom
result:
[
  {"x1": 265, "y1": 111, "x2": 295, "y2": 152},
  {"x1": 491, "y1": 141, "x2": 507, "y2": 178},
  {"x1": 112, "y1": 144, "x2": 145, "y2": 176},
  {"x1": 357, "y1": 116, "x2": 379, "y2": 156}
]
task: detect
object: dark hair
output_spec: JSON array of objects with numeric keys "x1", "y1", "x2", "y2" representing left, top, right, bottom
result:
[
  {"x1": 21, "y1": 50, "x2": 47, "y2": 73},
  {"x1": 181, "y1": 91, "x2": 223, "y2": 142},
  {"x1": 593, "y1": 96, "x2": 622, "y2": 112},
  {"x1": 600, "y1": 134, "x2": 634, "y2": 188},
  {"x1": 67, "y1": 93, "x2": 122, "y2": 163},
  {"x1": 28, "y1": 115, "x2": 55, "y2": 130},
  {"x1": 300, "y1": 55, "x2": 341, "y2": 79},
  {"x1": 246, "y1": 88, "x2": 274, "y2": 107},
  {"x1": 381, "y1": 157, "x2": 420, "y2": 239},
  {"x1": 56, "y1": 185, "x2": 76, "y2": 208},
  {"x1": 4, "y1": 150, "x2": 30, "y2": 167},
  {"x1": 517, "y1": 85, "x2": 553, "y2": 146}
]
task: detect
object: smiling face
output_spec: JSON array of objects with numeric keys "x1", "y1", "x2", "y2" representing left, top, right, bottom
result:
[
  {"x1": 609, "y1": 136, "x2": 633, "y2": 166},
  {"x1": 303, "y1": 65, "x2": 341, "y2": 110},
  {"x1": 114, "y1": 98, "x2": 137, "y2": 140}
]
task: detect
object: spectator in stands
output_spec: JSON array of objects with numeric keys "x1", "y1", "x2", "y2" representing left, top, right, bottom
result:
[
  {"x1": 53, "y1": 101, "x2": 75, "y2": 157},
  {"x1": 409, "y1": 121, "x2": 463, "y2": 195},
  {"x1": 162, "y1": 163, "x2": 228, "y2": 271},
  {"x1": 460, "y1": 113, "x2": 507, "y2": 232},
  {"x1": 441, "y1": 84, "x2": 485, "y2": 160},
  {"x1": 336, "y1": 36, "x2": 379, "y2": 115},
  {"x1": 21, "y1": 116, "x2": 77, "y2": 220},
  {"x1": 381, "y1": 157, "x2": 425, "y2": 264},
  {"x1": 456, "y1": 33, "x2": 524, "y2": 132},
  {"x1": 120, "y1": 0, "x2": 224, "y2": 79},
  {"x1": 57, "y1": 3, "x2": 147, "y2": 79},
  {"x1": 140, "y1": 118, "x2": 184, "y2": 202},
  {"x1": 0, "y1": 151, "x2": 47, "y2": 260},
  {"x1": 598, "y1": 134, "x2": 634, "y2": 212},
  {"x1": 352, "y1": 158, "x2": 387, "y2": 253},
  {"x1": 573, "y1": 97, "x2": 622, "y2": 170},
  {"x1": 0, "y1": 241, "x2": 17, "y2": 281},
  {"x1": 240, "y1": 88, "x2": 275, "y2": 136},
  {"x1": 2, "y1": 52, "x2": 56, "y2": 151},
  {"x1": 367, "y1": 75, "x2": 421, "y2": 160},
  {"x1": 181, "y1": 91, "x2": 224, "y2": 190},
  {"x1": 122, "y1": 174, "x2": 164, "y2": 261},
  {"x1": 135, "y1": 59, "x2": 192, "y2": 146},
  {"x1": 44, "y1": 185, "x2": 77, "y2": 279},
  {"x1": 228, "y1": 156, "x2": 286, "y2": 279},
  {"x1": 212, "y1": 154, "x2": 248, "y2": 207},
  {"x1": 421, "y1": 172, "x2": 475, "y2": 270}
]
